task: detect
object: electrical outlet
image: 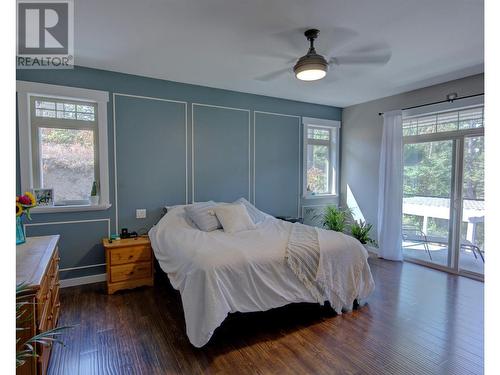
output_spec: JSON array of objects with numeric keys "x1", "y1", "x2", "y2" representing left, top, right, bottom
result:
[{"x1": 136, "y1": 209, "x2": 147, "y2": 219}]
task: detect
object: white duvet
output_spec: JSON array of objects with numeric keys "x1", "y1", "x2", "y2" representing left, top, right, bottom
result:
[{"x1": 149, "y1": 206, "x2": 375, "y2": 347}]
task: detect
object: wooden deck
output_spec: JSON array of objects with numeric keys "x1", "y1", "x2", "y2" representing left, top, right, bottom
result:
[{"x1": 48, "y1": 257, "x2": 484, "y2": 374}]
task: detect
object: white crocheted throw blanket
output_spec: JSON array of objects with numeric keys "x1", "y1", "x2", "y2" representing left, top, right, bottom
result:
[
  {"x1": 285, "y1": 223, "x2": 375, "y2": 312},
  {"x1": 285, "y1": 223, "x2": 325, "y2": 303}
]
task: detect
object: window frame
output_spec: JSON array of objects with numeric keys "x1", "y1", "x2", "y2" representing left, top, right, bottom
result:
[
  {"x1": 17, "y1": 81, "x2": 111, "y2": 213},
  {"x1": 302, "y1": 117, "x2": 341, "y2": 199}
]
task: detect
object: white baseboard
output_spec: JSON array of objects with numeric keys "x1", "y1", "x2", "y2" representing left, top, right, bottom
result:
[{"x1": 60, "y1": 273, "x2": 107, "y2": 288}]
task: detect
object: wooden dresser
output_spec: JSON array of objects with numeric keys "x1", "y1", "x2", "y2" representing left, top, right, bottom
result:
[
  {"x1": 16, "y1": 235, "x2": 60, "y2": 375},
  {"x1": 103, "y1": 236, "x2": 154, "y2": 294}
]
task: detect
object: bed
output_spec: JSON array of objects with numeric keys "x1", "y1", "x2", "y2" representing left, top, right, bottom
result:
[{"x1": 149, "y1": 203, "x2": 375, "y2": 347}]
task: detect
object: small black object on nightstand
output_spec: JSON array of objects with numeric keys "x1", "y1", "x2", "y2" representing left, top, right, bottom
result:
[{"x1": 275, "y1": 216, "x2": 303, "y2": 224}]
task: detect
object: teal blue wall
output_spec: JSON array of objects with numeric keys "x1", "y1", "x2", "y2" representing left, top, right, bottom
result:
[
  {"x1": 255, "y1": 112, "x2": 301, "y2": 217},
  {"x1": 17, "y1": 66, "x2": 341, "y2": 280}
]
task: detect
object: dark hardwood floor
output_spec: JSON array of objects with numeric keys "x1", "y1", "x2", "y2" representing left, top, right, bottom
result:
[{"x1": 48, "y1": 257, "x2": 484, "y2": 374}]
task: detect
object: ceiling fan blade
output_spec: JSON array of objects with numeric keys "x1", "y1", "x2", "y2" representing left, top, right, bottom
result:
[
  {"x1": 330, "y1": 53, "x2": 391, "y2": 66},
  {"x1": 271, "y1": 27, "x2": 310, "y2": 53},
  {"x1": 272, "y1": 26, "x2": 360, "y2": 56},
  {"x1": 245, "y1": 50, "x2": 297, "y2": 62},
  {"x1": 254, "y1": 68, "x2": 290, "y2": 81},
  {"x1": 342, "y1": 42, "x2": 391, "y2": 55},
  {"x1": 322, "y1": 72, "x2": 337, "y2": 83},
  {"x1": 320, "y1": 27, "x2": 360, "y2": 57},
  {"x1": 259, "y1": 52, "x2": 297, "y2": 62}
]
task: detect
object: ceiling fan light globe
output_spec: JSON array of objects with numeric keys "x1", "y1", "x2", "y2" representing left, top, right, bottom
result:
[{"x1": 296, "y1": 69, "x2": 327, "y2": 81}]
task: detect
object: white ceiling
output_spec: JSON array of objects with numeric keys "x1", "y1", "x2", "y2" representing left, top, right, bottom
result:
[{"x1": 74, "y1": 0, "x2": 484, "y2": 107}]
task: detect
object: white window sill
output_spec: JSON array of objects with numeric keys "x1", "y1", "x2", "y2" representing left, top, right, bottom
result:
[
  {"x1": 31, "y1": 203, "x2": 111, "y2": 214},
  {"x1": 303, "y1": 194, "x2": 338, "y2": 200}
]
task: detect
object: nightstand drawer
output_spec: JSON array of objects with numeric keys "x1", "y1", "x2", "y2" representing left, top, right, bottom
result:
[
  {"x1": 110, "y1": 245, "x2": 151, "y2": 265},
  {"x1": 110, "y1": 261, "x2": 151, "y2": 283}
]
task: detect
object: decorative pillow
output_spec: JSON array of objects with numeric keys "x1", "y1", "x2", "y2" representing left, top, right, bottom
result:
[
  {"x1": 234, "y1": 197, "x2": 266, "y2": 224},
  {"x1": 213, "y1": 203, "x2": 256, "y2": 234},
  {"x1": 184, "y1": 201, "x2": 221, "y2": 232},
  {"x1": 165, "y1": 204, "x2": 189, "y2": 213}
]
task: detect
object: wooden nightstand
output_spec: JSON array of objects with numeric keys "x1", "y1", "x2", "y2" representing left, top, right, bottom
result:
[{"x1": 102, "y1": 236, "x2": 154, "y2": 294}]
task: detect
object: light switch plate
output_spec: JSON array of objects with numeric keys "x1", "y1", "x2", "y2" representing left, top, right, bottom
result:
[{"x1": 136, "y1": 209, "x2": 147, "y2": 219}]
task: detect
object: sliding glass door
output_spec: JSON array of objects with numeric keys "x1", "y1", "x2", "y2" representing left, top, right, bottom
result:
[
  {"x1": 401, "y1": 106, "x2": 484, "y2": 279},
  {"x1": 402, "y1": 140, "x2": 454, "y2": 268},
  {"x1": 459, "y1": 136, "x2": 484, "y2": 274}
]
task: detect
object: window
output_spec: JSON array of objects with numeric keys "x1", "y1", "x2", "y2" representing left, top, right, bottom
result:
[
  {"x1": 403, "y1": 106, "x2": 484, "y2": 136},
  {"x1": 303, "y1": 117, "x2": 340, "y2": 197},
  {"x1": 31, "y1": 97, "x2": 98, "y2": 205},
  {"x1": 17, "y1": 81, "x2": 110, "y2": 212}
]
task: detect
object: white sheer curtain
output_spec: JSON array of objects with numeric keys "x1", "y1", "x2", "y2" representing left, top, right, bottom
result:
[{"x1": 377, "y1": 110, "x2": 403, "y2": 261}]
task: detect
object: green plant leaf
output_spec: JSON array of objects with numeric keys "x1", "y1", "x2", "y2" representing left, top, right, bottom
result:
[
  {"x1": 322, "y1": 205, "x2": 353, "y2": 232},
  {"x1": 350, "y1": 219, "x2": 375, "y2": 245},
  {"x1": 16, "y1": 282, "x2": 75, "y2": 368}
]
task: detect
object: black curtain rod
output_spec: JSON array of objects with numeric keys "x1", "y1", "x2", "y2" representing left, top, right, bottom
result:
[{"x1": 378, "y1": 93, "x2": 484, "y2": 116}]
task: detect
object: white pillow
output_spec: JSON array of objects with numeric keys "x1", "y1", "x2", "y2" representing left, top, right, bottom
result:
[
  {"x1": 213, "y1": 203, "x2": 256, "y2": 233},
  {"x1": 233, "y1": 197, "x2": 266, "y2": 224},
  {"x1": 165, "y1": 204, "x2": 189, "y2": 212},
  {"x1": 184, "y1": 201, "x2": 221, "y2": 232}
]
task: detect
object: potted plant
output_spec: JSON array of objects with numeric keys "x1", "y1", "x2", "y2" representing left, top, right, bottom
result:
[
  {"x1": 350, "y1": 219, "x2": 377, "y2": 251},
  {"x1": 322, "y1": 205, "x2": 352, "y2": 232},
  {"x1": 16, "y1": 192, "x2": 37, "y2": 245},
  {"x1": 16, "y1": 283, "x2": 72, "y2": 368},
  {"x1": 90, "y1": 181, "x2": 99, "y2": 205}
]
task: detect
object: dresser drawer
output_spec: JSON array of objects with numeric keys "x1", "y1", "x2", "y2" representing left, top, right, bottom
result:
[
  {"x1": 51, "y1": 293, "x2": 61, "y2": 329},
  {"x1": 36, "y1": 275, "x2": 50, "y2": 324},
  {"x1": 110, "y1": 245, "x2": 151, "y2": 265},
  {"x1": 39, "y1": 288, "x2": 52, "y2": 330},
  {"x1": 110, "y1": 261, "x2": 151, "y2": 283},
  {"x1": 50, "y1": 276, "x2": 59, "y2": 308},
  {"x1": 50, "y1": 283, "x2": 60, "y2": 324},
  {"x1": 43, "y1": 292, "x2": 59, "y2": 332},
  {"x1": 38, "y1": 340, "x2": 52, "y2": 375},
  {"x1": 38, "y1": 253, "x2": 57, "y2": 320},
  {"x1": 49, "y1": 248, "x2": 59, "y2": 277}
]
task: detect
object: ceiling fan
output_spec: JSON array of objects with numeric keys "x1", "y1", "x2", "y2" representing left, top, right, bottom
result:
[
  {"x1": 256, "y1": 28, "x2": 392, "y2": 82},
  {"x1": 294, "y1": 29, "x2": 329, "y2": 81}
]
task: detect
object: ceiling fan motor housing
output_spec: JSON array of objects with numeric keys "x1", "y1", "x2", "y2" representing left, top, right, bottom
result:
[
  {"x1": 293, "y1": 29, "x2": 329, "y2": 81},
  {"x1": 293, "y1": 53, "x2": 329, "y2": 75}
]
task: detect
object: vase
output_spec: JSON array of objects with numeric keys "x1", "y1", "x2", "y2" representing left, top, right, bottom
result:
[{"x1": 16, "y1": 216, "x2": 25, "y2": 245}]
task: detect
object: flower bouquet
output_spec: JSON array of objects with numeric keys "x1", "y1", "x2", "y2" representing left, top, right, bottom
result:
[{"x1": 16, "y1": 192, "x2": 36, "y2": 245}]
